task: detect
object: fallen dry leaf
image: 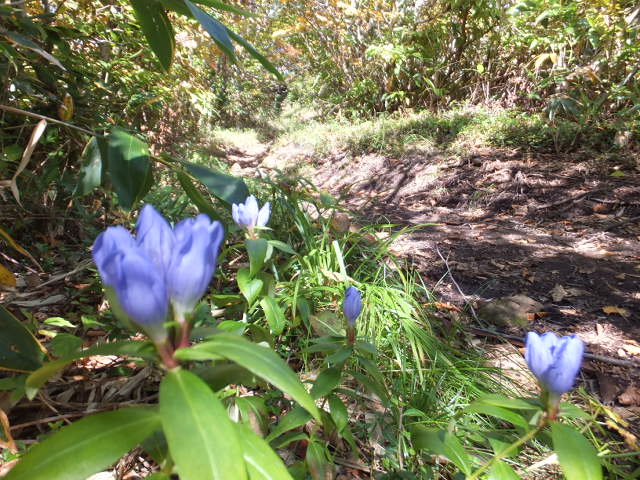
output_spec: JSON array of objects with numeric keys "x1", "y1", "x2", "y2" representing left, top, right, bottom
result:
[
  {"x1": 602, "y1": 306, "x2": 631, "y2": 317},
  {"x1": 550, "y1": 284, "x2": 568, "y2": 302},
  {"x1": 434, "y1": 302, "x2": 462, "y2": 312},
  {"x1": 622, "y1": 344, "x2": 640, "y2": 356},
  {"x1": 618, "y1": 385, "x2": 640, "y2": 406}
]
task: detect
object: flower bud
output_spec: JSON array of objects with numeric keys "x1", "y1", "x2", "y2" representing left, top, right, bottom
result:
[
  {"x1": 525, "y1": 331, "x2": 584, "y2": 395},
  {"x1": 232, "y1": 195, "x2": 271, "y2": 230},
  {"x1": 167, "y1": 214, "x2": 224, "y2": 318},
  {"x1": 343, "y1": 286, "x2": 362, "y2": 326}
]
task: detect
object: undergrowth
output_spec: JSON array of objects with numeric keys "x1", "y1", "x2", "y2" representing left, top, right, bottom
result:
[{"x1": 248, "y1": 104, "x2": 635, "y2": 159}]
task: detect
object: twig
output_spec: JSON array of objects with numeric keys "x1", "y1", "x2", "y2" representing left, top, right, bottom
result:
[
  {"x1": 10, "y1": 409, "x2": 110, "y2": 431},
  {"x1": 469, "y1": 326, "x2": 640, "y2": 368},
  {"x1": 435, "y1": 245, "x2": 480, "y2": 323},
  {"x1": 333, "y1": 456, "x2": 372, "y2": 473},
  {"x1": 605, "y1": 215, "x2": 640, "y2": 232},
  {"x1": 0, "y1": 105, "x2": 98, "y2": 137},
  {"x1": 532, "y1": 189, "x2": 604, "y2": 211}
]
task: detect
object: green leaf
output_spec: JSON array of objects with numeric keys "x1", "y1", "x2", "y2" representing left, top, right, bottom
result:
[
  {"x1": 236, "y1": 423, "x2": 293, "y2": 480},
  {"x1": 465, "y1": 403, "x2": 529, "y2": 430},
  {"x1": 195, "y1": 362, "x2": 258, "y2": 390},
  {"x1": 74, "y1": 136, "x2": 105, "y2": 196},
  {"x1": 177, "y1": 171, "x2": 222, "y2": 221},
  {"x1": 265, "y1": 406, "x2": 311, "y2": 443},
  {"x1": 191, "y1": 0, "x2": 256, "y2": 17},
  {"x1": 237, "y1": 267, "x2": 263, "y2": 307},
  {"x1": 106, "y1": 128, "x2": 151, "y2": 210},
  {"x1": 268, "y1": 240, "x2": 296, "y2": 255},
  {"x1": 328, "y1": 395, "x2": 348, "y2": 434},
  {"x1": 140, "y1": 429, "x2": 169, "y2": 466},
  {"x1": 0, "y1": 305, "x2": 44, "y2": 372},
  {"x1": 130, "y1": 0, "x2": 175, "y2": 71},
  {"x1": 488, "y1": 460, "x2": 520, "y2": 480},
  {"x1": 411, "y1": 426, "x2": 474, "y2": 475},
  {"x1": 551, "y1": 422, "x2": 602, "y2": 480},
  {"x1": 160, "y1": 368, "x2": 247, "y2": 480},
  {"x1": 158, "y1": 0, "x2": 192, "y2": 16},
  {"x1": 49, "y1": 334, "x2": 82, "y2": 358},
  {"x1": 305, "y1": 439, "x2": 330, "y2": 480},
  {"x1": 246, "y1": 238, "x2": 268, "y2": 277},
  {"x1": 26, "y1": 340, "x2": 154, "y2": 399},
  {"x1": 4, "y1": 407, "x2": 160, "y2": 480},
  {"x1": 185, "y1": 162, "x2": 249, "y2": 206},
  {"x1": 225, "y1": 27, "x2": 283, "y2": 81},
  {"x1": 175, "y1": 334, "x2": 320, "y2": 420},
  {"x1": 184, "y1": 0, "x2": 235, "y2": 61},
  {"x1": 260, "y1": 296, "x2": 286, "y2": 336},
  {"x1": 2, "y1": 30, "x2": 65, "y2": 69},
  {"x1": 347, "y1": 370, "x2": 389, "y2": 406},
  {"x1": 44, "y1": 317, "x2": 75, "y2": 328},
  {"x1": 475, "y1": 394, "x2": 540, "y2": 411},
  {"x1": 310, "y1": 367, "x2": 342, "y2": 400},
  {"x1": 559, "y1": 402, "x2": 591, "y2": 419}
]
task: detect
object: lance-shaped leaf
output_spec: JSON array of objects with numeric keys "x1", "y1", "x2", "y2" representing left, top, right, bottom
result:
[
  {"x1": 106, "y1": 128, "x2": 151, "y2": 210},
  {"x1": 185, "y1": 162, "x2": 249, "y2": 206},
  {"x1": 130, "y1": 0, "x2": 175, "y2": 71},
  {"x1": 225, "y1": 27, "x2": 283, "y2": 81},
  {"x1": 551, "y1": 422, "x2": 602, "y2": 480},
  {"x1": 236, "y1": 423, "x2": 293, "y2": 480},
  {"x1": 185, "y1": 0, "x2": 235, "y2": 61},
  {"x1": 26, "y1": 340, "x2": 155, "y2": 399},
  {"x1": 160, "y1": 368, "x2": 246, "y2": 480},
  {"x1": 4, "y1": 407, "x2": 160, "y2": 480},
  {"x1": 175, "y1": 333, "x2": 320, "y2": 420}
]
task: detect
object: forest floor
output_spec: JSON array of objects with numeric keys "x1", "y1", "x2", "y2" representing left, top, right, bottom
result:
[{"x1": 219, "y1": 126, "x2": 640, "y2": 418}]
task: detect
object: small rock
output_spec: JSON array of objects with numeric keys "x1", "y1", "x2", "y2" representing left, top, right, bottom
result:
[{"x1": 477, "y1": 295, "x2": 543, "y2": 328}]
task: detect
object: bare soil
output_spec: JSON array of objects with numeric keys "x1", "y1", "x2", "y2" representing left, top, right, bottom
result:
[{"x1": 228, "y1": 139, "x2": 640, "y2": 416}]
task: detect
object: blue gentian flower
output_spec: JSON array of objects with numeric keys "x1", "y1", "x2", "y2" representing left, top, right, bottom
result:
[
  {"x1": 343, "y1": 286, "x2": 362, "y2": 326},
  {"x1": 92, "y1": 205, "x2": 224, "y2": 338},
  {"x1": 168, "y1": 214, "x2": 224, "y2": 318},
  {"x1": 232, "y1": 195, "x2": 270, "y2": 231},
  {"x1": 525, "y1": 331, "x2": 584, "y2": 395},
  {"x1": 136, "y1": 204, "x2": 174, "y2": 275}
]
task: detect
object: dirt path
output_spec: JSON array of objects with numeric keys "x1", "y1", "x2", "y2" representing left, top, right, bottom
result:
[{"x1": 224, "y1": 137, "x2": 640, "y2": 409}]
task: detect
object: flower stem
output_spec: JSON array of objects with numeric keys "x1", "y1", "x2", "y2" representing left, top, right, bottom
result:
[
  {"x1": 178, "y1": 323, "x2": 191, "y2": 349},
  {"x1": 347, "y1": 326, "x2": 356, "y2": 346},
  {"x1": 467, "y1": 417, "x2": 548, "y2": 479},
  {"x1": 157, "y1": 341, "x2": 178, "y2": 369}
]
